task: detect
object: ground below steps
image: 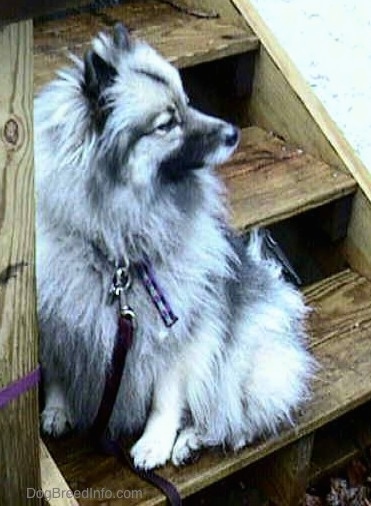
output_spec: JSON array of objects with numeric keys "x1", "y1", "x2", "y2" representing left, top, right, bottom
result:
[{"x1": 43, "y1": 268, "x2": 371, "y2": 505}]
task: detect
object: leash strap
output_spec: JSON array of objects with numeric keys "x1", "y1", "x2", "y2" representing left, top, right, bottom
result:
[
  {"x1": 90, "y1": 315, "x2": 133, "y2": 439},
  {"x1": 100, "y1": 438, "x2": 182, "y2": 506},
  {"x1": 136, "y1": 261, "x2": 178, "y2": 328},
  {"x1": 0, "y1": 366, "x2": 41, "y2": 409},
  {"x1": 91, "y1": 311, "x2": 182, "y2": 506}
]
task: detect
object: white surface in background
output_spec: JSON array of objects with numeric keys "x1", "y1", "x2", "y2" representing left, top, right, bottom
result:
[{"x1": 249, "y1": 0, "x2": 371, "y2": 172}]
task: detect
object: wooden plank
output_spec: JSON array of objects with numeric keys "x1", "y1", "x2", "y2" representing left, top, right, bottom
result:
[
  {"x1": 0, "y1": 20, "x2": 41, "y2": 505},
  {"x1": 41, "y1": 440, "x2": 79, "y2": 506},
  {"x1": 343, "y1": 190, "x2": 371, "y2": 280},
  {"x1": 245, "y1": 46, "x2": 371, "y2": 281},
  {"x1": 34, "y1": 0, "x2": 259, "y2": 90},
  {"x1": 250, "y1": 434, "x2": 314, "y2": 506},
  {"x1": 232, "y1": 0, "x2": 371, "y2": 203},
  {"x1": 179, "y1": 0, "x2": 247, "y2": 27},
  {"x1": 44, "y1": 269, "x2": 371, "y2": 505},
  {"x1": 231, "y1": 13, "x2": 371, "y2": 280},
  {"x1": 246, "y1": 48, "x2": 347, "y2": 172},
  {"x1": 219, "y1": 127, "x2": 356, "y2": 230},
  {"x1": 309, "y1": 402, "x2": 371, "y2": 482}
]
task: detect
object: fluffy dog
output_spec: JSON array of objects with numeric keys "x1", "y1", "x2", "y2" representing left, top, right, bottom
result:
[{"x1": 35, "y1": 23, "x2": 314, "y2": 470}]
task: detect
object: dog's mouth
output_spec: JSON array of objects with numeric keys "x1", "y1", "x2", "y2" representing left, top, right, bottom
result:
[
  {"x1": 158, "y1": 155, "x2": 204, "y2": 183},
  {"x1": 159, "y1": 126, "x2": 240, "y2": 182}
]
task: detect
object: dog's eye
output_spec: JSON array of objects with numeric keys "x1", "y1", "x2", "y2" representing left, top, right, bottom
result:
[{"x1": 156, "y1": 116, "x2": 179, "y2": 133}]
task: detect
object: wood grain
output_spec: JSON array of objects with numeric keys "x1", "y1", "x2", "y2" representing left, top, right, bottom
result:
[
  {"x1": 232, "y1": 0, "x2": 371, "y2": 202},
  {"x1": 247, "y1": 48, "x2": 347, "y2": 172},
  {"x1": 44, "y1": 269, "x2": 371, "y2": 505},
  {"x1": 233, "y1": 2, "x2": 371, "y2": 288},
  {"x1": 0, "y1": 20, "x2": 41, "y2": 505},
  {"x1": 41, "y1": 440, "x2": 79, "y2": 506},
  {"x1": 343, "y1": 190, "x2": 371, "y2": 280},
  {"x1": 219, "y1": 127, "x2": 357, "y2": 230},
  {"x1": 33, "y1": 0, "x2": 259, "y2": 90},
  {"x1": 309, "y1": 402, "x2": 371, "y2": 482},
  {"x1": 250, "y1": 434, "x2": 314, "y2": 506}
]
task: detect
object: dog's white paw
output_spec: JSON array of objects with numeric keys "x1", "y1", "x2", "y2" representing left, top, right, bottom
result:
[
  {"x1": 171, "y1": 427, "x2": 201, "y2": 466},
  {"x1": 41, "y1": 406, "x2": 72, "y2": 437},
  {"x1": 130, "y1": 432, "x2": 175, "y2": 470}
]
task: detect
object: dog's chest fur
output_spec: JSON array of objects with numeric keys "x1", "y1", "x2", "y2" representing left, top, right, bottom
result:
[{"x1": 37, "y1": 185, "x2": 233, "y2": 434}]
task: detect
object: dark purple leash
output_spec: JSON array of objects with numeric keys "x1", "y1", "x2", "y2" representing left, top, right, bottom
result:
[
  {"x1": 0, "y1": 366, "x2": 41, "y2": 409},
  {"x1": 91, "y1": 262, "x2": 182, "y2": 506},
  {"x1": 90, "y1": 315, "x2": 133, "y2": 439}
]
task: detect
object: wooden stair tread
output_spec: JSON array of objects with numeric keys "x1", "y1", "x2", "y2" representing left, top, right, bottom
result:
[
  {"x1": 34, "y1": 0, "x2": 259, "y2": 90},
  {"x1": 219, "y1": 127, "x2": 357, "y2": 230},
  {"x1": 44, "y1": 269, "x2": 371, "y2": 505}
]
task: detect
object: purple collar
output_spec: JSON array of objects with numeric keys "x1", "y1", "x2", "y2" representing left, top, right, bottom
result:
[
  {"x1": 92, "y1": 241, "x2": 178, "y2": 328},
  {"x1": 108, "y1": 255, "x2": 178, "y2": 329},
  {"x1": 135, "y1": 261, "x2": 178, "y2": 328}
]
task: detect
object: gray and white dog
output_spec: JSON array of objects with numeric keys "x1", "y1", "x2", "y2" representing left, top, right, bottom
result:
[{"x1": 35, "y1": 24, "x2": 314, "y2": 470}]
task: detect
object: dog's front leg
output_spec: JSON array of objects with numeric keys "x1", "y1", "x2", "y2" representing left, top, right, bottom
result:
[
  {"x1": 41, "y1": 380, "x2": 73, "y2": 437},
  {"x1": 130, "y1": 364, "x2": 184, "y2": 470}
]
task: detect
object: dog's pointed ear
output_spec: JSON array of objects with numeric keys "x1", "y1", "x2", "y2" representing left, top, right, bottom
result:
[
  {"x1": 83, "y1": 49, "x2": 117, "y2": 103},
  {"x1": 113, "y1": 22, "x2": 131, "y2": 51},
  {"x1": 83, "y1": 49, "x2": 117, "y2": 131}
]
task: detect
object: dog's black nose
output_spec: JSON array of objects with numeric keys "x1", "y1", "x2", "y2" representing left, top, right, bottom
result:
[{"x1": 225, "y1": 126, "x2": 240, "y2": 147}]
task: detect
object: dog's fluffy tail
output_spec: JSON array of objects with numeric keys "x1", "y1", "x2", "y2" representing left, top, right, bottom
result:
[{"x1": 247, "y1": 228, "x2": 302, "y2": 286}]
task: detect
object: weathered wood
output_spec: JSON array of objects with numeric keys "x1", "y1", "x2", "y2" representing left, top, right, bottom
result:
[
  {"x1": 250, "y1": 434, "x2": 314, "y2": 506},
  {"x1": 246, "y1": 48, "x2": 347, "y2": 172},
  {"x1": 44, "y1": 269, "x2": 371, "y2": 505},
  {"x1": 33, "y1": 0, "x2": 259, "y2": 90},
  {"x1": 41, "y1": 440, "x2": 79, "y2": 506},
  {"x1": 343, "y1": 190, "x2": 371, "y2": 280},
  {"x1": 220, "y1": 127, "x2": 356, "y2": 230},
  {"x1": 232, "y1": 0, "x2": 371, "y2": 202},
  {"x1": 0, "y1": 20, "x2": 41, "y2": 505},
  {"x1": 180, "y1": 0, "x2": 247, "y2": 27},
  {"x1": 310, "y1": 402, "x2": 371, "y2": 482},
  {"x1": 232, "y1": 0, "x2": 371, "y2": 289}
]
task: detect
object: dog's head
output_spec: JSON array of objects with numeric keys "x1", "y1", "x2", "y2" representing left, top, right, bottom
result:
[
  {"x1": 77, "y1": 23, "x2": 239, "y2": 187},
  {"x1": 35, "y1": 23, "x2": 240, "y2": 257}
]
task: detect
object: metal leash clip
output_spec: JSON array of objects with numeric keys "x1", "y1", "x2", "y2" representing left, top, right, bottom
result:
[{"x1": 109, "y1": 257, "x2": 137, "y2": 323}]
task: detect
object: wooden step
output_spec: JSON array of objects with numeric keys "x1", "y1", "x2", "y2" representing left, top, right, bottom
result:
[
  {"x1": 44, "y1": 269, "x2": 371, "y2": 505},
  {"x1": 309, "y1": 401, "x2": 371, "y2": 483},
  {"x1": 34, "y1": 0, "x2": 259, "y2": 90},
  {"x1": 219, "y1": 127, "x2": 357, "y2": 230}
]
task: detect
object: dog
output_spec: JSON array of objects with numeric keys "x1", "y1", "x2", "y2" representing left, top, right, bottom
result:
[{"x1": 35, "y1": 23, "x2": 315, "y2": 470}]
